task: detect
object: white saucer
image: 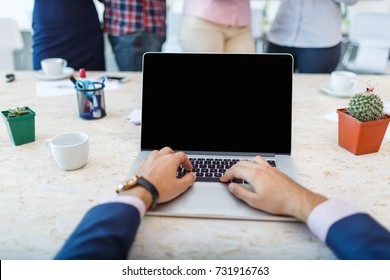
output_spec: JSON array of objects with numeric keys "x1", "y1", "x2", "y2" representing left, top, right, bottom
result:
[
  {"x1": 35, "y1": 67, "x2": 75, "y2": 81},
  {"x1": 320, "y1": 81, "x2": 356, "y2": 98}
]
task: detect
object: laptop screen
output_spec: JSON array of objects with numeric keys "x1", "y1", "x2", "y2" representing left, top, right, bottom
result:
[{"x1": 141, "y1": 52, "x2": 293, "y2": 155}]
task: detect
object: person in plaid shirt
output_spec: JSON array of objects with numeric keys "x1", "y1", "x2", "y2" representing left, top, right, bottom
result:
[{"x1": 100, "y1": 0, "x2": 167, "y2": 71}]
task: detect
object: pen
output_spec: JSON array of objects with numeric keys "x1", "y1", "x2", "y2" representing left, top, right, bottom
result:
[
  {"x1": 98, "y1": 75, "x2": 130, "y2": 83},
  {"x1": 69, "y1": 76, "x2": 77, "y2": 85}
]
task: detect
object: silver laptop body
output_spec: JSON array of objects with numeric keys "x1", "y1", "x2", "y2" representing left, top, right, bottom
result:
[{"x1": 128, "y1": 52, "x2": 299, "y2": 222}]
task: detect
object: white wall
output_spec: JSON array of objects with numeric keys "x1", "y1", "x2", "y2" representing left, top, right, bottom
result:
[
  {"x1": 0, "y1": 0, "x2": 34, "y2": 31},
  {"x1": 0, "y1": 0, "x2": 104, "y2": 31}
]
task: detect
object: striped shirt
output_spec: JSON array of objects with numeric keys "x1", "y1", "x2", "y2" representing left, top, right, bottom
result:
[{"x1": 101, "y1": 0, "x2": 167, "y2": 36}]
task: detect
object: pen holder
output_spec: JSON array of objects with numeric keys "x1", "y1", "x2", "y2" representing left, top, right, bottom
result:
[{"x1": 75, "y1": 82, "x2": 106, "y2": 120}]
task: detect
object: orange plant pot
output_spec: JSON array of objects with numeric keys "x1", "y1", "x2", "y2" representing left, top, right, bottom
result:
[{"x1": 337, "y1": 108, "x2": 390, "y2": 155}]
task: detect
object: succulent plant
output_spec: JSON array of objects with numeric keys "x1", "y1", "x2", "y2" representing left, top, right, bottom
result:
[
  {"x1": 346, "y1": 86, "x2": 385, "y2": 122},
  {"x1": 6, "y1": 106, "x2": 31, "y2": 118}
]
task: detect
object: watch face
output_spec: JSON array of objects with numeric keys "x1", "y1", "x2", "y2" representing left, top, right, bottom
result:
[
  {"x1": 116, "y1": 176, "x2": 140, "y2": 193},
  {"x1": 127, "y1": 176, "x2": 138, "y2": 186}
]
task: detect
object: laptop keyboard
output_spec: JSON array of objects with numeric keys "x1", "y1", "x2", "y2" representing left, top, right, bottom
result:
[{"x1": 177, "y1": 157, "x2": 276, "y2": 183}]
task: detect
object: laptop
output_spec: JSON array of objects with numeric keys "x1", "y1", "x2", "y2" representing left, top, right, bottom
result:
[{"x1": 128, "y1": 52, "x2": 300, "y2": 222}]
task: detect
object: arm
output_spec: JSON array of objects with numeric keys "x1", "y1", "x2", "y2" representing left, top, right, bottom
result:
[
  {"x1": 220, "y1": 156, "x2": 327, "y2": 222},
  {"x1": 326, "y1": 213, "x2": 390, "y2": 259},
  {"x1": 221, "y1": 156, "x2": 390, "y2": 259},
  {"x1": 308, "y1": 199, "x2": 390, "y2": 260},
  {"x1": 54, "y1": 202, "x2": 142, "y2": 260},
  {"x1": 55, "y1": 147, "x2": 196, "y2": 260}
]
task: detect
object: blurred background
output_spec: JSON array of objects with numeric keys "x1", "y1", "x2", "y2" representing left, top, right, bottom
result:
[{"x1": 1, "y1": 0, "x2": 389, "y2": 71}]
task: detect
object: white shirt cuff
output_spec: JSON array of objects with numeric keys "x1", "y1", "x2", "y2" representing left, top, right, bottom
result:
[
  {"x1": 307, "y1": 198, "x2": 359, "y2": 242},
  {"x1": 102, "y1": 195, "x2": 147, "y2": 219}
]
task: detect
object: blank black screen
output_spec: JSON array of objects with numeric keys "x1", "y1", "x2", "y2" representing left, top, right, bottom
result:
[{"x1": 141, "y1": 52, "x2": 293, "y2": 154}]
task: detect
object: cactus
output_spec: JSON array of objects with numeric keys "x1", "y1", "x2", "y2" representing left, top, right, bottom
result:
[
  {"x1": 346, "y1": 87, "x2": 385, "y2": 122},
  {"x1": 6, "y1": 106, "x2": 31, "y2": 118}
]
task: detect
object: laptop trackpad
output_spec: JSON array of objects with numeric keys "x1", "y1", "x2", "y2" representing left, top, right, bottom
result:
[
  {"x1": 149, "y1": 182, "x2": 296, "y2": 221},
  {"x1": 182, "y1": 183, "x2": 244, "y2": 213}
]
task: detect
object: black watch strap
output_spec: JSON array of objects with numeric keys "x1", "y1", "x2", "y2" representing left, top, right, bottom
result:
[{"x1": 136, "y1": 177, "x2": 159, "y2": 210}]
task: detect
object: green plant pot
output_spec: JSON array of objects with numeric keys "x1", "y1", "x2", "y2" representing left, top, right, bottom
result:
[{"x1": 1, "y1": 107, "x2": 36, "y2": 146}]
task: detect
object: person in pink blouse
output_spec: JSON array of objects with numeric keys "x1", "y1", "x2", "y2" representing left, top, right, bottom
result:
[{"x1": 179, "y1": 0, "x2": 256, "y2": 53}]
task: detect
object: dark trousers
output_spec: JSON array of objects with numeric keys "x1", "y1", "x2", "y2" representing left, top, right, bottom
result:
[
  {"x1": 266, "y1": 41, "x2": 342, "y2": 73},
  {"x1": 109, "y1": 32, "x2": 166, "y2": 71}
]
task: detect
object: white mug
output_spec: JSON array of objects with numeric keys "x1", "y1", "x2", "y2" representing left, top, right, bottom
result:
[
  {"x1": 41, "y1": 58, "x2": 67, "y2": 76},
  {"x1": 44, "y1": 132, "x2": 89, "y2": 171},
  {"x1": 330, "y1": 71, "x2": 357, "y2": 92}
]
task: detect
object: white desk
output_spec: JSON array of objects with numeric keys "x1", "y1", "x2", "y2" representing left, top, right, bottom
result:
[{"x1": 1, "y1": 71, "x2": 390, "y2": 259}]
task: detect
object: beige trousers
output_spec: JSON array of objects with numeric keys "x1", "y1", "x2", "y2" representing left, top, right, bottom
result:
[{"x1": 179, "y1": 15, "x2": 256, "y2": 53}]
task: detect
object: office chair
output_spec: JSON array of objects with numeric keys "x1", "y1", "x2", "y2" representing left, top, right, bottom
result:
[
  {"x1": 0, "y1": 18, "x2": 24, "y2": 71},
  {"x1": 342, "y1": 12, "x2": 390, "y2": 74}
]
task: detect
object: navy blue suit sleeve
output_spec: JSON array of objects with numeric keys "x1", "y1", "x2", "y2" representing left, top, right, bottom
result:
[
  {"x1": 326, "y1": 213, "x2": 390, "y2": 259},
  {"x1": 54, "y1": 202, "x2": 141, "y2": 260}
]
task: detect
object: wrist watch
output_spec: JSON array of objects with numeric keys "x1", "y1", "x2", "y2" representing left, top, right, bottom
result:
[{"x1": 116, "y1": 175, "x2": 159, "y2": 210}]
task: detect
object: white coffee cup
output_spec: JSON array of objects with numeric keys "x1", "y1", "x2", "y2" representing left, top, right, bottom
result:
[
  {"x1": 44, "y1": 132, "x2": 89, "y2": 171},
  {"x1": 41, "y1": 58, "x2": 67, "y2": 76},
  {"x1": 330, "y1": 71, "x2": 357, "y2": 92}
]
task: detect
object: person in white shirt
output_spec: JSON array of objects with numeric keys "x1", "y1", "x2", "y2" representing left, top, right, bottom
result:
[
  {"x1": 55, "y1": 147, "x2": 390, "y2": 260},
  {"x1": 179, "y1": 0, "x2": 256, "y2": 53},
  {"x1": 266, "y1": 0, "x2": 359, "y2": 73}
]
